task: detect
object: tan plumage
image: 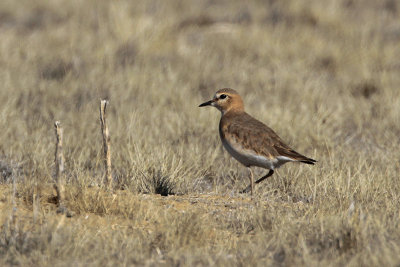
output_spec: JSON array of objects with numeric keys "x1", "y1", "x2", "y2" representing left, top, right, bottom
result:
[
  {"x1": 199, "y1": 88, "x2": 316, "y2": 195},
  {"x1": 220, "y1": 112, "x2": 315, "y2": 164}
]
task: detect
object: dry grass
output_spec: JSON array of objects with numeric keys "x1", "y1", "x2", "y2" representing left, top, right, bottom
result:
[{"x1": 1, "y1": 0, "x2": 400, "y2": 265}]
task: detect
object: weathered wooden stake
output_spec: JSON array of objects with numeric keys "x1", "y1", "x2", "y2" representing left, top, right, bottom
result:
[
  {"x1": 100, "y1": 100, "x2": 112, "y2": 190},
  {"x1": 10, "y1": 173, "x2": 17, "y2": 245},
  {"x1": 54, "y1": 121, "x2": 65, "y2": 207}
]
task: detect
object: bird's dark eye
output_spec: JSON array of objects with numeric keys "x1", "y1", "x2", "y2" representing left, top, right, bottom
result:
[{"x1": 219, "y1": 94, "x2": 227, "y2": 99}]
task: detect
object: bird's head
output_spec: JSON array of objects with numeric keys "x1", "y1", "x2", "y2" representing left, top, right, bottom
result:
[{"x1": 199, "y1": 88, "x2": 244, "y2": 114}]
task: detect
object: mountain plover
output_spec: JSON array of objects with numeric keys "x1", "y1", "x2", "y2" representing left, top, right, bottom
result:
[{"x1": 199, "y1": 88, "x2": 316, "y2": 195}]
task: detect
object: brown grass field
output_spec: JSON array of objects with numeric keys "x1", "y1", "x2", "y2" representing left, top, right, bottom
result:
[{"x1": 1, "y1": 0, "x2": 400, "y2": 266}]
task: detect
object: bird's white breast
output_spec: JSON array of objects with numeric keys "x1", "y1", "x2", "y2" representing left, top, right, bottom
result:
[{"x1": 221, "y1": 137, "x2": 294, "y2": 170}]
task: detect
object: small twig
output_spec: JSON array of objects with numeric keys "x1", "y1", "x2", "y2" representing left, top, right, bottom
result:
[
  {"x1": 33, "y1": 175, "x2": 39, "y2": 223},
  {"x1": 11, "y1": 173, "x2": 16, "y2": 219},
  {"x1": 100, "y1": 100, "x2": 112, "y2": 190},
  {"x1": 54, "y1": 121, "x2": 65, "y2": 207},
  {"x1": 9, "y1": 172, "x2": 17, "y2": 245}
]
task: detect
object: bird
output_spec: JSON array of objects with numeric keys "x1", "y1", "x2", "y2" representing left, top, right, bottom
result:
[{"x1": 199, "y1": 88, "x2": 316, "y2": 195}]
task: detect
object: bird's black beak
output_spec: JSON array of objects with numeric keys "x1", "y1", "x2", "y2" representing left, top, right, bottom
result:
[{"x1": 199, "y1": 100, "x2": 213, "y2": 107}]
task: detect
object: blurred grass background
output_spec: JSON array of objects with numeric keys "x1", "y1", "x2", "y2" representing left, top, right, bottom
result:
[{"x1": 0, "y1": 0, "x2": 400, "y2": 266}]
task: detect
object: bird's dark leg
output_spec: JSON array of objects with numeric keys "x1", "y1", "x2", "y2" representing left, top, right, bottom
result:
[
  {"x1": 240, "y1": 169, "x2": 274, "y2": 194},
  {"x1": 255, "y1": 169, "x2": 274, "y2": 184}
]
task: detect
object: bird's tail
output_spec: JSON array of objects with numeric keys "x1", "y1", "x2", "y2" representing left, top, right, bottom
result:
[
  {"x1": 299, "y1": 158, "x2": 317, "y2": 165},
  {"x1": 275, "y1": 146, "x2": 317, "y2": 165}
]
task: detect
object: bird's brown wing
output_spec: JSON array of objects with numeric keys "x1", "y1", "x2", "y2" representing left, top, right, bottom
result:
[
  {"x1": 222, "y1": 112, "x2": 315, "y2": 164},
  {"x1": 221, "y1": 112, "x2": 283, "y2": 158}
]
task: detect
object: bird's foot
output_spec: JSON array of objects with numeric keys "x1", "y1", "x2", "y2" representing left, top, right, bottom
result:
[{"x1": 240, "y1": 185, "x2": 251, "y2": 194}]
